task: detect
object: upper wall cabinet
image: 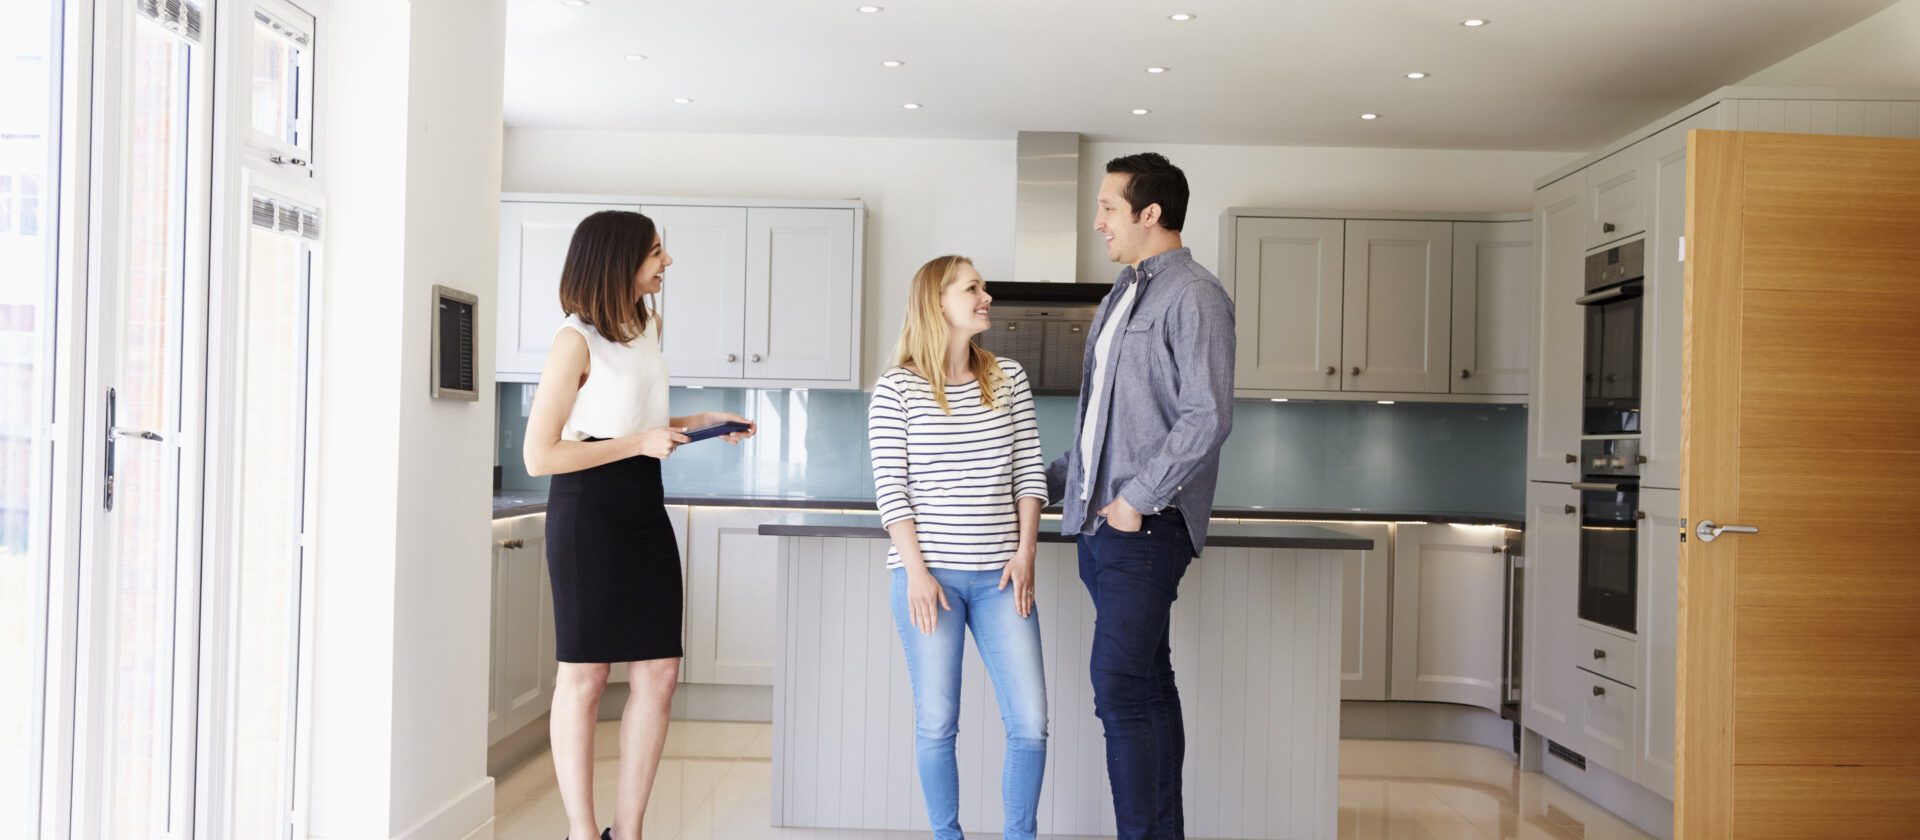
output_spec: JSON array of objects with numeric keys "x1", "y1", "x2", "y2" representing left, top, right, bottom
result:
[
  {"x1": 497, "y1": 196, "x2": 866, "y2": 390},
  {"x1": 1222, "y1": 210, "x2": 1533, "y2": 402},
  {"x1": 1452, "y1": 221, "x2": 1534, "y2": 396},
  {"x1": 1585, "y1": 146, "x2": 1647, "y2": 251}
]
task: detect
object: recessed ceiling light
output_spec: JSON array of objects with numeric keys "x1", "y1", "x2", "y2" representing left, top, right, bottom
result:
[
  {"x1": 1405, "y1": 71, "x2": 1428, "y2": 79},
  {"x1": 1131, "y1": 108, "x2": 1151, "y2": 115},
  {"x1": 562, "y1": 0, "x2": 588, "y2": 6},
  {"x1": 1360, "y1": 113, "x2": 1379, "y2": 120},
  {"x1": 1460, "y1": 18, "x2": 1488, "y2": 27},
  {"x1": 881, "y1": 59, "x2": 905, "y2": 68},
  {"x1": 1168, "y1": 13, "x2": 1195, "y2": 21},
  {"x1": 857, "y1": 4, "x2": 883, "y2": 12},
  {"x1": 672, "y1": 97, "x2": 693, "y2": 104},
  {"x1": 1377, "y1": 400, "x2": 1396, "y2": 405},
  {"x1": 1146, "y1": 66, "x2": 1169, "y2": 74},
  {"x1": 903, "y1": 102, "x2": 922, "y2": 110},
  {"x1": 1270, "y1": 397, "x2": 1289, "y2": 403},
  {"x1": 625, "y1": 53, "x2": 648, "y2": 62}
]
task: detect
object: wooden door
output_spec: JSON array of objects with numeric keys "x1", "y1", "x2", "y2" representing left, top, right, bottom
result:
[
  {"x1": 1231, "y1": 216, "x2": 1345, "y2": 391},
  {"x1": 1341, "y1": 220, "x2": 1453, "y2": 393},
  {"x1": 1679, "y1": 130, "x2": 1920, "y2": 838}
]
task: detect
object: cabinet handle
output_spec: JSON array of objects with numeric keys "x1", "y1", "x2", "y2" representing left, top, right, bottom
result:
[
  {"x1": 726, "y1": 353, "x2": 738, "y2": 363},
  {"x1": 1460, "y1": 369, "x2": 1471, "y2": 379},
  {"x1": 1565, "y1": 453, "x2": 1578, "y2": 463},
  {"x1": 1592, "y1": 685, "x2": 1607, "y2": 697},
  {"x1": 1593, "y1": 649, "x2": 1606, "y2": 660},
  {"x1": 1563, "y1": 504, "x2": 1576, "y2": 515},
  {"x1": 1350, "y1": 366, "x2": 1361, "y2": 376},
  {"x1": 1603, "y1": 222, "x2": 1617, "y2": 233},
  {"x1": 750, "y1": 353, "x2": 763, "y2": 363},
  {"x1": 1325, "y1": 366, "x2": 1337, "y2": 376},
  {"x1": 499, "y1": 538, "x2": 524, "y2": 550}
]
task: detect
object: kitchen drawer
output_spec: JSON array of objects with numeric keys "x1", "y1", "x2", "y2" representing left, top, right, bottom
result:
[
  {"x1": 1576, "y1": 622, "x2": 1640, "y2": 688},
  {"x1": 1577, "y1": 669, "x2": 1638, "y2": 779}
]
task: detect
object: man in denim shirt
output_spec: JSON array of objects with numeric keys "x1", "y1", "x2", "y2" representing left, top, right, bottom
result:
[{"x1": 1045, "y1": 153, "x2": 1235, "y2": 840}]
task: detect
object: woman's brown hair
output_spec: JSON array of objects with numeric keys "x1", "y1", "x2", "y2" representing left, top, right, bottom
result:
[{"x1": 557, "y1": 209, "x2": 659, "y2": 344}]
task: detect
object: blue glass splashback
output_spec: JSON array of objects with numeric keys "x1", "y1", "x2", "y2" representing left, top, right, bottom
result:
[{"x1": 497, "y1": 384, "x2": 1525, "y2": 515}]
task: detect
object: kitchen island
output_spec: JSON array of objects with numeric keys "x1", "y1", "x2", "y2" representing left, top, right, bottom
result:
[{"x1": 761, "y1": 512, "x2": 1374, "y2": 840}]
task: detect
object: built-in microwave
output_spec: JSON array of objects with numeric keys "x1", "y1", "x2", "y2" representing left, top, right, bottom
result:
[{"x1": 1578, "y1": 240, "x2": 1645, "y2": 436}]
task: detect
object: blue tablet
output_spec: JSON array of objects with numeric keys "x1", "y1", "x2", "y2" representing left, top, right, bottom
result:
[{"x1": 683, "y1": 420, "x2": 752, "y2": 443}]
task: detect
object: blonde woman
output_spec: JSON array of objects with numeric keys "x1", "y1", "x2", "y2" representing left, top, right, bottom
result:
[{"x1": 868, "y1": 255, "x2": 1050, "y2": 840}]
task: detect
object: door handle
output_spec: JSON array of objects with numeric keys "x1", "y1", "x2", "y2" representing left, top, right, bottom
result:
[
  {"x1": 1324, "y1": 366, "x2": 1337, "y2": 376},
  {"x1": 726, "y1": 353, "x2": 738, "y2": 363},
  {"x1": 1349, "y1": 366, "x2": 1361, "y2": 376},
  {"x1": 1695, "y1": 520, "x2": 1758, "y2": 543},
  {"x1": 1592, "y1": 685, "x2": 1607, "y2": 697},
  {"x1": 102, "y1": 387, "x2": 165, "y2": 511}
]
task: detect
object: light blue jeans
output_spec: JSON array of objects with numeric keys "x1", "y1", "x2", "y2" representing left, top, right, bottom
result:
[{"x1": 891, "y1": 566, "x2": 1049, "y2": 840}]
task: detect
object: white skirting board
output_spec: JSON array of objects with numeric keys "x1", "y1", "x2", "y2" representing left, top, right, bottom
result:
[{"x1": 772, "y1": 537, "x2": 1346, "y2": 840}]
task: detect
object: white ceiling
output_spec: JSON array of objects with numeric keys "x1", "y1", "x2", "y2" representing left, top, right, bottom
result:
[{"x1": 502, "y1": 0, "x2": 1899, "y2": 151}]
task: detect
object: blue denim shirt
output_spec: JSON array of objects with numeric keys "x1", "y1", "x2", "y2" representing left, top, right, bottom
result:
[{"x1": 1045, "y1": 247, "x2": 1236, "y2": 557}]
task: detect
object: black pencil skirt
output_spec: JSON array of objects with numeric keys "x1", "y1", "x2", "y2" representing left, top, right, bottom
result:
[{"x1": 545, "y1": 449, "x2": 683, "y2": 663}]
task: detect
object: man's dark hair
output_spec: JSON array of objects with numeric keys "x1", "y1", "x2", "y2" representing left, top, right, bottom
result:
[{"x1": 1105, "y1": 152, "x2": 1189, "y2": 232}]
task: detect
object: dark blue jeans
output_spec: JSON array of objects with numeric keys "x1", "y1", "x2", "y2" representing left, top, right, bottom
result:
[{"x1": 1078, "y1": 509, "x2": 1192, "y2": 840}]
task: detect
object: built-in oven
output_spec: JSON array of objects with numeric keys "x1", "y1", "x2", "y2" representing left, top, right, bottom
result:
[
  {"x1": 1578, "y1": 240, "x2": 1645, "y2": 436},
  {"x1": 1576, "y1": 438, "x2": 1640, "y2": 635}
]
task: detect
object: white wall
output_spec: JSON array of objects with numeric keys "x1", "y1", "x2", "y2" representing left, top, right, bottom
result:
[
  {"x1": 1739, "y1": 0, "x2": 1920, "y2": 88},
  {"x1": 505, "y1": 129, "x2": 1575, "y2": 382},
  {"x1": 310, "y1": 0, "x2": 503, "y2": 838}
]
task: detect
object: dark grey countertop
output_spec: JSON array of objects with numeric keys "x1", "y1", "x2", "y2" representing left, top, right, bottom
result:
[
  {"x1": 492, "y1": 490, "x2": 1521, "y2": 527},
  {"x1": 755, "y1": 512, "x2": 1377, "y2": 551}
]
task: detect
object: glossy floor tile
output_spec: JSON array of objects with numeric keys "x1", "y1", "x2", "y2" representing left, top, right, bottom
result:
[{"x1": 493, "y1": 723, "x2": 1655, "y2": 840}]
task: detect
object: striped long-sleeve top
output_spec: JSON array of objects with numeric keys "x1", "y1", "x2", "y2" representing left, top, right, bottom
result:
[{"x1": 868, "y1": 357, "x2": 1049, "y2": 571}]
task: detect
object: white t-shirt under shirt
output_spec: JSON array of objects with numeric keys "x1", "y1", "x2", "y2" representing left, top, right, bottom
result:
[
  {"x1": 556, "y1": 314, "x2": 671, "y2": 441},
  {"x1": 868, "y1": 358, "x2": 1050, "y2": 571},
  {"x1": 1078, "y1": 276, "x2": 1138, "y2": 501}
]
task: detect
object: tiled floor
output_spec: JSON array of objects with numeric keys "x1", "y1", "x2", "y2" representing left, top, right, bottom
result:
[{"x1": 492, "y1": 722, "x2": 1655, "y2": 840}]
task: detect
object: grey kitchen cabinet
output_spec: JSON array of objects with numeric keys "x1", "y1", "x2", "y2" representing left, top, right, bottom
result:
[
  {"x1": 605, "y1": 504, "x2": 691, "y2": 685},
  {"x1": 1527, "y1": 174, "x2": 1587, "y2": 484},
  {"x1": 1387, "y1": 524, "x2": 1510, "y2": 712},
  {"x1": 1334, "y1": 523, "x2": 1394, "y2": 702},
  {"x1": 497, "y1": 201, "x2": 637, "y2": 380},
  {"x1": 1523, "y1": 481, "x2": 1581, "y2": 747},
  {"x1": 1221, "y1": 210, "x2": 1531, "y2": 402},
  {"x1": 496, "y1": 196, "x2": 865, "y2": 389},
  {"x1": 1230, "y1": 216, "x2": 1346, "y2": 392},
  {"x1": 1635, "y1": 488, "x2": 1682, "y2": 799},
  {"x1": 1640, "y1": 106, "x2": 1726, "y2": 491},
  {"x1": 489, "y1": 513, "x2": 555, "y2": 745},
  {"x1": 1341, "y1": 220, "x2": 1454, "y2": 394},
  {"x1": 1585, "y1": 146, "x2": 1647, "y2": 251},
  {"x1": 648, "y1": 205, "x2": 749, "y2": 381},
  {"x1": 1450, "y1": 221, "x2": 1534, "y2": 395},
  {"x1": 685, "y1": 507, "x2": 781, "y2": 686}
]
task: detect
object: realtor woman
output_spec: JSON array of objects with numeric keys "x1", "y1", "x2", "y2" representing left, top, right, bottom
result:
[{"x1": 522, "y1": 209, "x2": 754, "y2": 840}]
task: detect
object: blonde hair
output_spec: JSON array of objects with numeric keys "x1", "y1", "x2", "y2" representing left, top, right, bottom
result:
[{"x1": 890, "y1": 255, "x2": 1009, "y2": 415}]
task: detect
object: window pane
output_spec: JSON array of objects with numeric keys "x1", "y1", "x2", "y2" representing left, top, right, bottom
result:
[
  {"x1": 230, "y1": 221, "x2": 310, "y2": 836},
  {"x1": 249, "y1": 17, "x2": 305, "y2": 149},
  {"x1": 0, "y1": 0, "x2": 59, "y2": 834},
  {"x1": 104, "y1": 18, "x2": 193, "y2": 838}
]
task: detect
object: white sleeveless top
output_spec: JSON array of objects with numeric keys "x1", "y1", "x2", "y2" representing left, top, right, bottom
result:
[{"x1": 557, "y1": 314, "x2": 671, "y2": 441}]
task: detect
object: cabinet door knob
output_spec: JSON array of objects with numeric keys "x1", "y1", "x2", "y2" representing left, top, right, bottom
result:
[
  {"x1": 726, "y1": 353, "x2": 738, "y2": 363},
  {"x1": 499, "y1": 538, "x2": 524, "y2": 550},
  {"x1": 1593, "y1": 649, "x2": 1606, "y2": 660},
  {"x1": 750, "y1": 353, "x2": 763, "y2": 363},
  {"x1": 1592, "y1": 685, "x2": 1606, "y2": 697},
  {"x1": 1350, "y1": 366, "x2": 1362, "y2": 376},
  {"x1": 1325, "y1": 366, "x2": 1337, "y2": 376},
  {"x1": 1460, "y1": 369, "x2": 1471, "y2": 379},
  {"x1": 1564, "y1": 504, "x2": 1576, "y2": 515},
  {"x1": 1603, "y1": 222, "x2": 1617, "y2": 233},
  {"x1": 1565, "y1": 453, "x2": 1578, "y2": 463}
]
